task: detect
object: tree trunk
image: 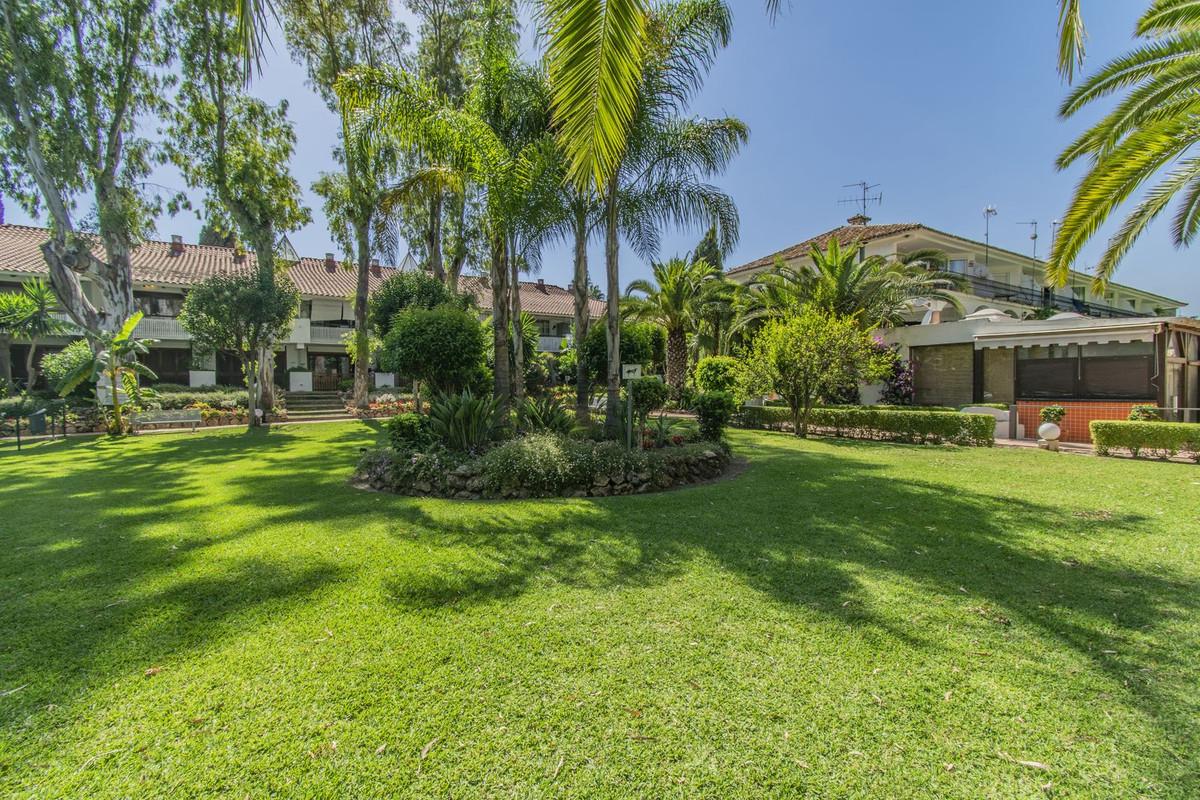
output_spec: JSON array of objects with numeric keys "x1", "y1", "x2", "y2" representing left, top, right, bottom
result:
[
  {"x1": 40, "y1": 236, "x2": 136, "y2": 336},
  {"x1": 572, "y1": 208, "x2": 591, "y2": 424},
  {"x1": 258, "y1": 347, "x2": 274, "y2": 418},
  {"x1": 244, "y1": 353, "x2": 260, "y2": 430},
  {"x1": 446, "y1": 193, "x2": 467, "y2": 294},
  {"x1": 109, "y1": 366, "x2": 124, "y2": 435},
  {"x1": 510, "y1": 240, "x2": 525, "y2": 402},
  {"x1": 0, "y1": 334, "x2": 12, "y2": 389},
  {"x1": 24, "y1": 340, "x2": 38, "y2": 390},
  {"x1": 603, "y1": 175, "x2": 622, "y2": 439},
  {"x1": 666, "y1": 327, "x2": 686, "y2": 394},
  {"x1": 427, "y1": 192, "x2": 445, "y2": 283},
  {"x1": 352, "y1": 220, "x2": 371, "y2": 410},
  {"x1": 490, "y1": 235, "x2": 511, "y2": 427}
]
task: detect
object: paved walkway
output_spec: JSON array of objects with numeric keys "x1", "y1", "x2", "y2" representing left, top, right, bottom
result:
[{"x1": 996, "y1": 437, "x2": 1096, "y2": 456}]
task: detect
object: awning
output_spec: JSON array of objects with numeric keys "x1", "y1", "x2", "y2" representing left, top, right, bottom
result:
[{"x1": 974, "y1": 324, "x2": 1160, "y2": 349}]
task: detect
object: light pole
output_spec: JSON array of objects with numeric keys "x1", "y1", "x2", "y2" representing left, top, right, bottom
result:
[{"x1": 983, "y1": 206, "x2": 998, "y2": 267}]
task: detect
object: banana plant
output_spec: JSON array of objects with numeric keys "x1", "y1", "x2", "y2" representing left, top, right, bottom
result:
[{"x1": 58, "y1": 312, "x2": 158, "y2": 435}]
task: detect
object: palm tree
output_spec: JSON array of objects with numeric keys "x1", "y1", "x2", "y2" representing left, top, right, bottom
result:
[
  {"x1": 337, "y1": 0, "x2": 554, "y2": 421},
  {"x1": 594, "y1": 0, "x2": 746, "y2": 435},
  {"x1": 58, "y1": 312, "x2": 158, "y2": 435},
  {"x1": 735, "y1": 240, "x2": 961, "y2": 332},
  {"x1": 1048, "y1": 0, "x2": 1200, "y2": 286},
  {"x1": 0, "y1": 279, "x2": 72, "y2": 389},
  {"x1": 622, "y1": 256, "x2": 721, "y2": 392}
]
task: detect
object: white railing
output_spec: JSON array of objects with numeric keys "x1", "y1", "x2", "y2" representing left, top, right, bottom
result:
[
  {"x1": 285, "y1": 318, "x2": 311, "y2": 345},
  {"x1": 538, "y1": 335, "x2": 570, "y2": 353},
  {"x1": 134, "y1": 316, "x2": 189, "y2": 340},
  {"x1": 310, "y1": 324, "x2": 349, "y2": 344}
]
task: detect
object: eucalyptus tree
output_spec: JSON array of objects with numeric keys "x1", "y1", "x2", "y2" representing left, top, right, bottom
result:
[
  {"x1": 1048, "y1": 0, "x2": 1200, "y2": 285},
  {"x1": 338, "y1": 0, "x2": 554, "y2": 422},
  {"x1": 168, "y1": 0, "x2": 311, "y2": 413},
  {"x1": 283, "y1": 0, "x2": 408, "y2": 409},
  {"x1": 0, "y1": 0, "x2": 171, "y2": 335}
]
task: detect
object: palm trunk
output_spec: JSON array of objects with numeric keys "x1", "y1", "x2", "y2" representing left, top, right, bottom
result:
[
  {"x1": 509, "y1": 239, "x2": 525, "y2": 402},
  {"x1": 490, "y1": 234, "x2": 511, "y2": 428},
  {"x1": 428, "y1": 192, "x2": 445, "y2": 283},
  {"x1": 603, "y1": 173, "x2": 622, "y2": 439},
  {"x1": 352, "y1": 221, "x2": 371, "y2": 410},
  {"x1": 571, "y1": 207, "x2": 591, "y2": 424},
  {"x1": 25, "y1": 340, "x2": 38, "y2": 389},
  {"x1": 0, "y1": 334, "x2": 12, "y2": 390},
  {"x1": 666, "y1": 327, "x2": 686, "y2": 393}
]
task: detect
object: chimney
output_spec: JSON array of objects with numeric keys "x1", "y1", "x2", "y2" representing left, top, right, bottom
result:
[
  {"x1": 537, "y1": 278, "x2": 546, "y2": 293},
  {"x1": 846, "y1": 214, "x2": 871, "y2": 226},
  {"x1": 370, "y1": 258, "x2": 381, "y2": 278},
  {"x1": 324, "y1": 252, "x2": 337, "y2": 272},
  {"x1": 170, "y1": 234, "x2": 184, "y2": 255}
]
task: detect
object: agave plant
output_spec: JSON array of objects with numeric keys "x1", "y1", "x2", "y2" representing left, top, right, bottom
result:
[
  {"x1": 58, "y1": 312, "x2": 158, "y2": 435},
  {"x1": 518, "y1": 395, "x2": 575, "y2": 435},
  {"x1": 428, "y1": 389, "x2": 502, "y2": 452}
]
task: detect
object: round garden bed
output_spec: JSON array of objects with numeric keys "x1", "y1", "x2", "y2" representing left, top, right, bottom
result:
[{"x1": 354, "y1": 432, "x2": 733, "y2": 500}]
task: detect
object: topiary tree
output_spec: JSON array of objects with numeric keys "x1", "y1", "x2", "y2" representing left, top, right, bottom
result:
[
  {"x1": 745, "y1": 308, "x2": 891, "y2": 437},
  {"x1": 178, "y1": 272, "x2": 299, "y2": 428},
  {"x1": 369, "y1": 268, "x2": 468, "y2": 339},
  {"x1": 379, "y1": 305, "x2": 485, "y2": 408},
  {"x1": 694, "y1": 355, "x2": 744, "y2": 399}
]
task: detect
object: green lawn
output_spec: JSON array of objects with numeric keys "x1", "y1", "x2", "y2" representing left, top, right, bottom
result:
[{"x1": 0, "y1": 424, "x2": 1197, "y2": 798}]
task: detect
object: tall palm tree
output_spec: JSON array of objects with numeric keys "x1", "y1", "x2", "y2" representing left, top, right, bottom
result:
[
  {"x1": 0, "y1": 279, "x2": 72, "y2": 388},
  {"x1": 622, "y1": 256, "x2": 720, "y2": 392},
  {"x1": 734, "y1": 240, "x2": 961, "y2": 332},
  {"x1": 594, "y1": 0, "x2": 745, "y2": 435},
  {"x1": 337, "y1": 0, "x2": 554, "y2": 421},
  {"x1": 1048, "y1": 0, "x2": 1200, "y2": 286}
]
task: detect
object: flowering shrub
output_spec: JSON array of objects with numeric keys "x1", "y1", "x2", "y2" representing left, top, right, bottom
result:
[{"x1": 876, "y1": 342, "x2": 914, "y2": 405}]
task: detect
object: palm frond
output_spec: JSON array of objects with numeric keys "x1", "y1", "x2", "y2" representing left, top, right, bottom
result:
[
  {"x1": 542, "y1": 0, "x2": 649, "y2": 189},
  {"x1": 1057, "y1": 0, "x2": 1087, "y2": 82}
]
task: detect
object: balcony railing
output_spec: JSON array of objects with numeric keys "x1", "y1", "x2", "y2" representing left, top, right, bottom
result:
[
  {"x1": 961, "y1": 275, "x2": 1146, "y2": 318},
  {"x1": 538, "y1": 335, "x2": 571, "y2": 353},
  {"x1": 134, "y1": 316, "x2": 190, "y2": 340},
  {"x1": 310, "y1": 324, "x2": 350, "y2": 345}
]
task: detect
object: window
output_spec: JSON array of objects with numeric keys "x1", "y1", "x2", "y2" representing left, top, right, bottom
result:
[
  {"x1": 948, "y1": 259, "x2": 968, "y2": 274},
  {"x1": 1016, "y1": 341, "x2": 1154, "y2": 399}
]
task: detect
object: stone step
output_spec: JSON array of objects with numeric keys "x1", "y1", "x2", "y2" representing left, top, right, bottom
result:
[{"x1": 287, "y1": 409, "x2": 354, "y2": 419}]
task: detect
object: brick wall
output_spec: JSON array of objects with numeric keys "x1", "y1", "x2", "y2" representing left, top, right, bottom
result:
[{"x1": 1015, "y1": 400, "x2": 1144, "y2": 443}]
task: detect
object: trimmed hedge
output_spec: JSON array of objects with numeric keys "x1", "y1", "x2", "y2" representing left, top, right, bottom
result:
[
  {"x1": 737, "y1": 405, "x2": 994, "y2": 447},
  {"x1": 1091, "y1": 421, "x2": 1200, "y2": 461}
]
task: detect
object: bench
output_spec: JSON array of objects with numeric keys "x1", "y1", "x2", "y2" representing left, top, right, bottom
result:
[{"x1": 131, "y1": 409, "x2": 202, "y2": 433}]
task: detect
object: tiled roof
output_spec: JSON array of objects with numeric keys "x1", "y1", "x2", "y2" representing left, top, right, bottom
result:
[
  {"x1": 727, "y1": 223, "x2": 923, "y2": 275},
  {"x1": 460, "y1": 276, "x2": 606, "y2": 319},
  {"x1": 0, "y1": 224, "x2": 600, "y2": 318}
]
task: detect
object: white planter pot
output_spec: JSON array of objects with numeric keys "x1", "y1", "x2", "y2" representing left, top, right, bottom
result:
[
  {"x1": 374, "y1": 372, "x2": 396, "y2": 388},
  {"x1": 289, "y1": 371, "x2": 313, "y2": 392},
  {"x1": 189, "y1": 370, "x2": 216, "y2": 387}
]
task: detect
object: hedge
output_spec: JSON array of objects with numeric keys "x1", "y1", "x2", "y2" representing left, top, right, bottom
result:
[
  {"x1": 737, "y1": 405, "x2": 994, "y2": 446},
  {"x1": 1091, "y1": 421, "x2": 1200, "y2": 461}
]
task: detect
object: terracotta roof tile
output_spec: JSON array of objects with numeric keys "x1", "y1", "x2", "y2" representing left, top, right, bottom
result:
[
  {"x1": 727, "y1": 223, "x2": 923, "y2": 275},
  {"x1": 0, "y1": 224, "x2": 601, "y2": 318}
]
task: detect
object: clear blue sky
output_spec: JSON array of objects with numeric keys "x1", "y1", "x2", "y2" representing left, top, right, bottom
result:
[{"x1": 8, "y1": 0, "x2": 1196, "y2": 308}]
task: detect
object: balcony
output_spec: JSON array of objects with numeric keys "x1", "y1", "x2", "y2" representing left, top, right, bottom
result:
[
  {"x1": 538, "y1": 335, "x2": 571, "y2": 353},
  {"x1": 960, "y1": 275, "x2": 1146, "y2": 319},
  {"x1": 134, "y1": 316, "x2": 190, "y2": 340},
  {"x1": 310, "y1": 324, "x2": 350, "y2": 345}
]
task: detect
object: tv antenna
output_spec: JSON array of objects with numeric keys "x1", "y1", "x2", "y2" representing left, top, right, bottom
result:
[
  {"x1": 983, "y1": 206, "x2": 998, "y2": 267},
  {"x1": 1018, "y1": 220, "x2": 1039, "y2": 260},
  {"x1": 839, "y1": 181, "x2": 882, "y2": 223}
]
